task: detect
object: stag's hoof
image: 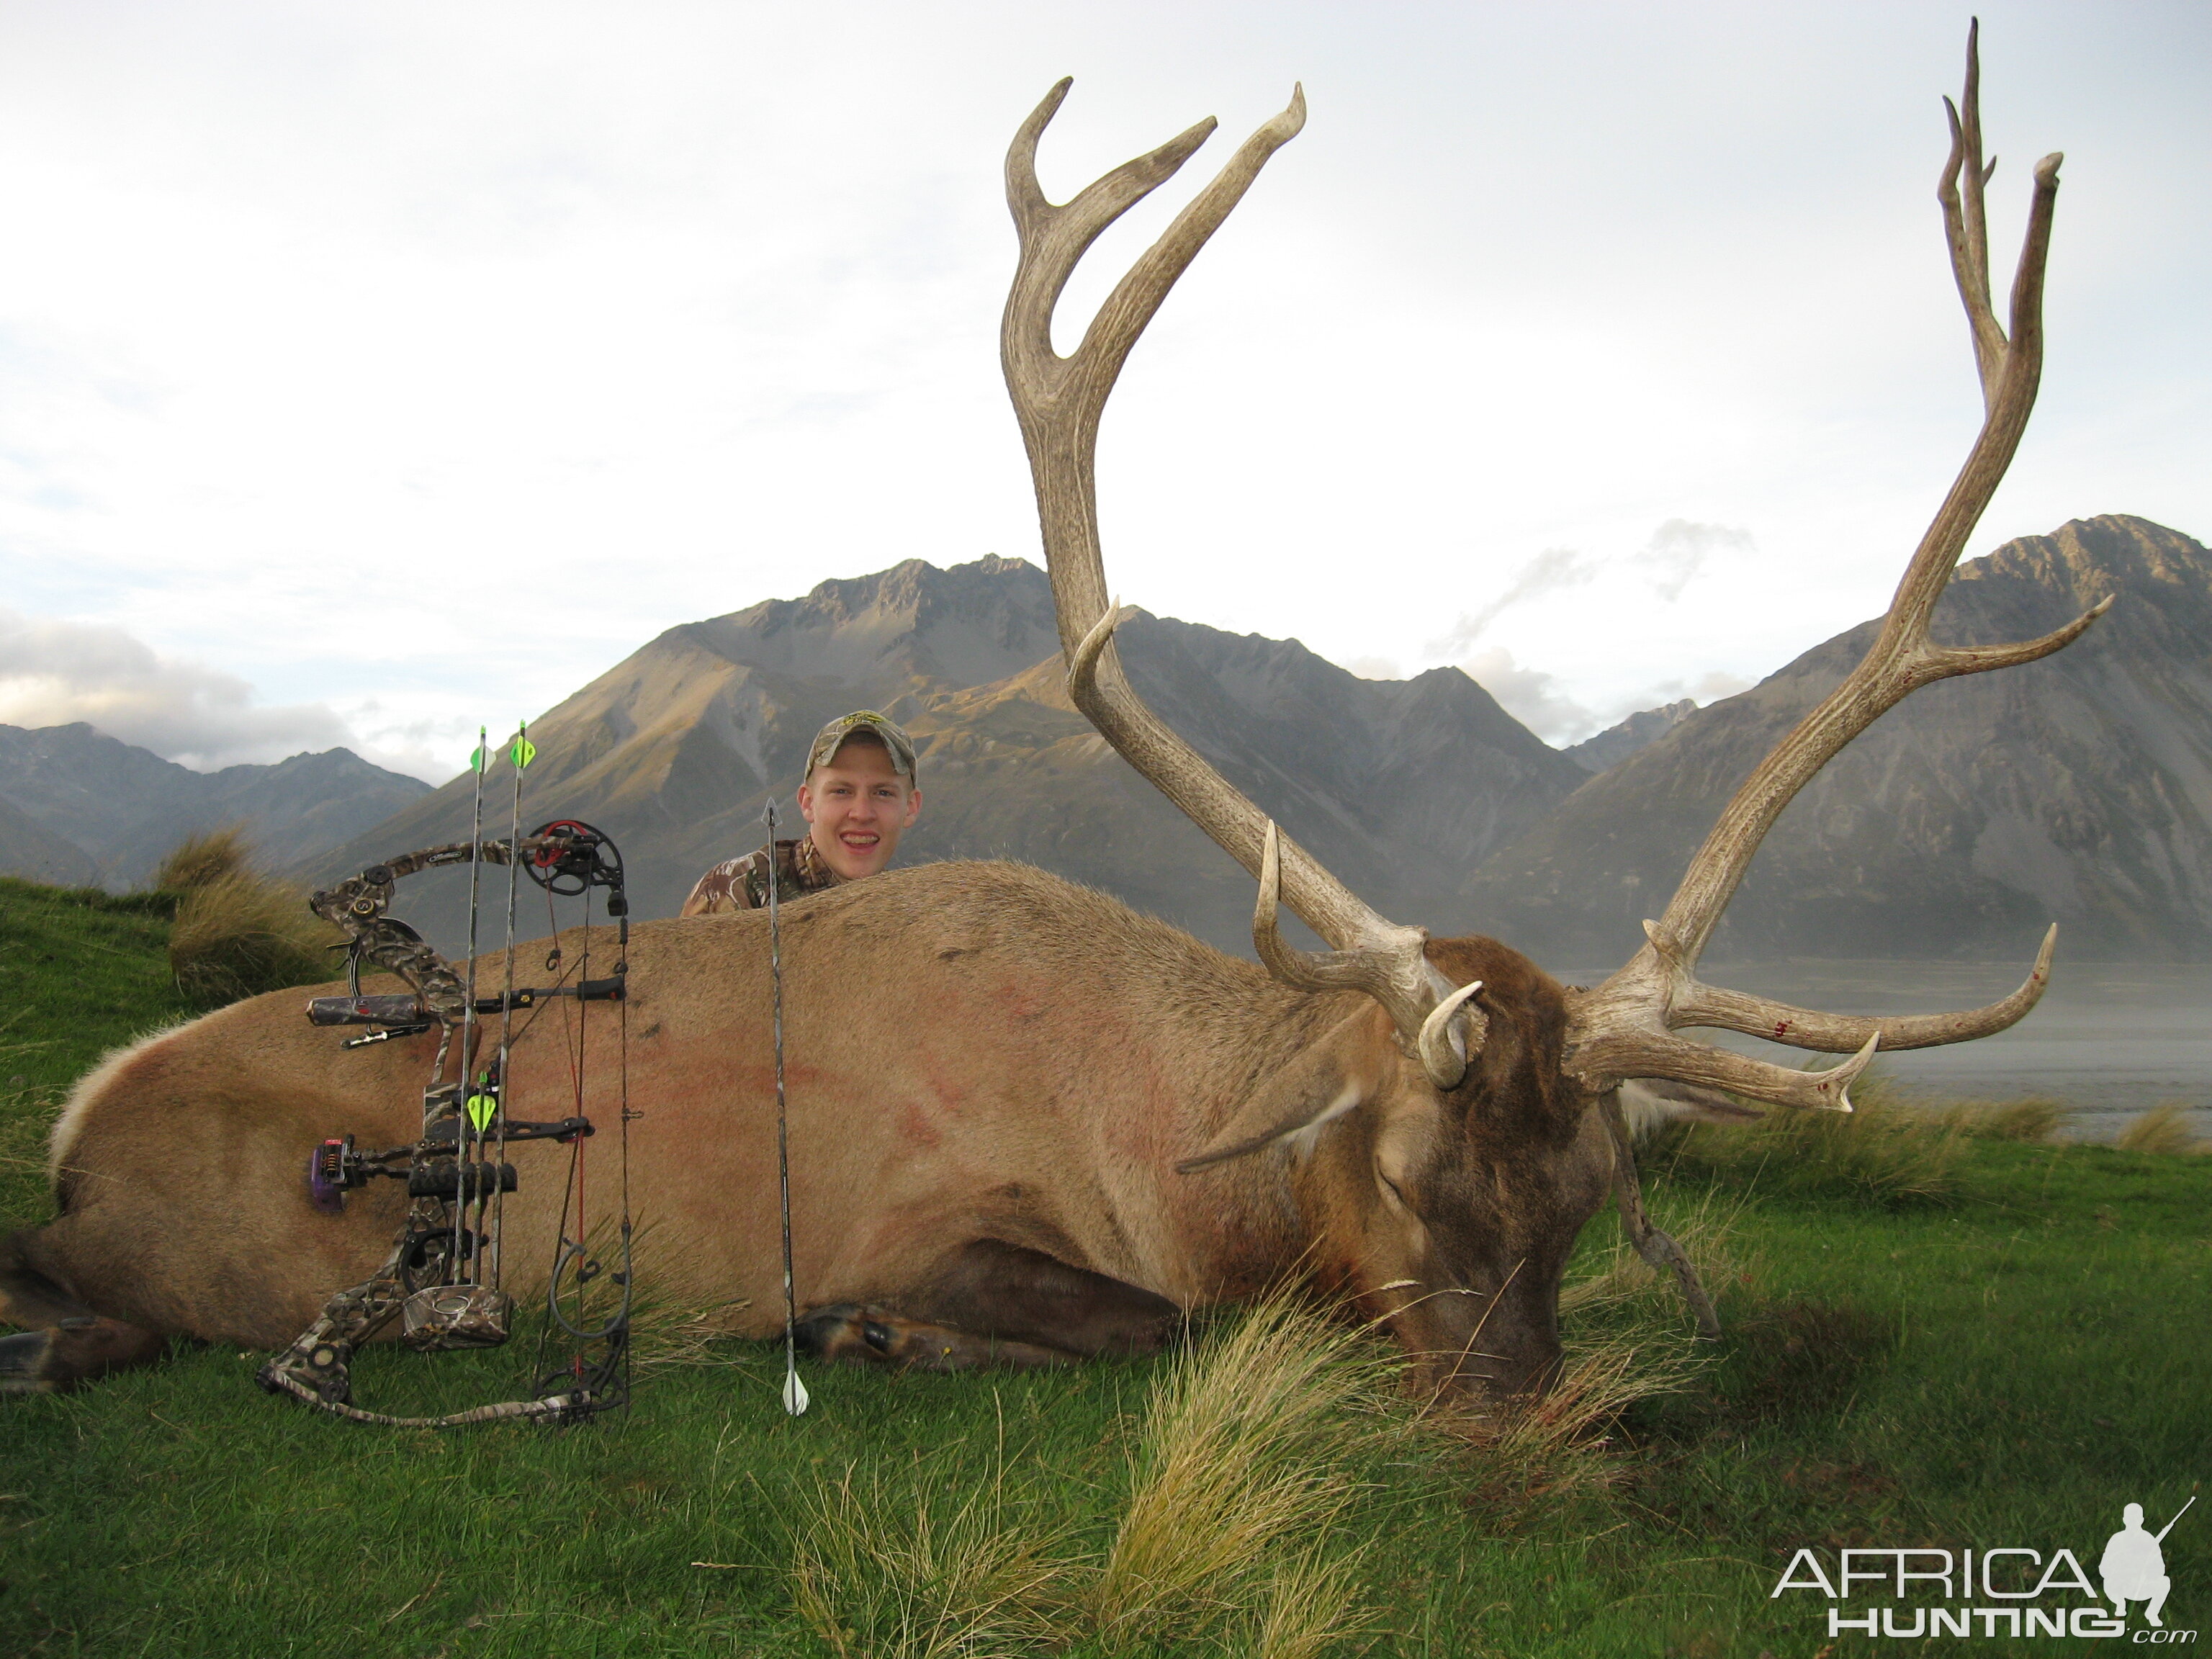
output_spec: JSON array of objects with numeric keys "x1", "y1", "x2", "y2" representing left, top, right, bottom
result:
[
  {"x1": 0, "y1": 1328, "x2": 60, "y2": 1393},
  {"x1": 0, "y1": 1318, "x2": 167, "y2": 1393},
  {"x1": 792, "y1": 1303, "x2": 893, "y2": 1363}
]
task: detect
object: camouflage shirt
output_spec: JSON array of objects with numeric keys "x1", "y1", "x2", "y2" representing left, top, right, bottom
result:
[{"x1": 678, "y1": 837, "x2": 842, "y2": 916}]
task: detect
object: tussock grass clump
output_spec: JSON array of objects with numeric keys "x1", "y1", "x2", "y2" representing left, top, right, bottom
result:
[
  {"x1": 154, "y1": 826, "x2": 253, "y2": 892},
  {"x1": 791, "y1": 1454, "x2": 1075, "y2": 1659},
  {"x1": 2116, "y1": 1102, "x2": 2208, "y2": 1156},
  {"x1": 1652, "y1": 1067, "x2": 1969, "y2": 1207},
  {"x1": 161, "y1": 827, "x2": 343, "y2": 1006},
  {"x1": 1935, "y1": 1095, "x2": 2072, "y2": 1143},
  {"x1": 787, "y1": 1294, "x2": 1393, "y2": 1659},
  {"x1": 1091, "y1": 1295, "x2": 1392, "y2": 1651}
]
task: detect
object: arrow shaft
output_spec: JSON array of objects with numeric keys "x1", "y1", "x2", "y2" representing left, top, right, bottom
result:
[{"x1": 767, "y1": 802, "x2": 804, "y2": 1413}]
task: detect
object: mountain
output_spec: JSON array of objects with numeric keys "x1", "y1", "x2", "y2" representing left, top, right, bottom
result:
[
  {"x1": 1460, "y1": 516, "x2": 2212, "y2": 964},
  {"x1": 1564, "y1": 699, "x2": 1698, "y2": 774},
  {"x1": 0, "y1": 793, "x2": 99, "y2": 888},
  {"x1": 316, "y1": 554, "x2": 1589, "y2": 954},
  {"x1": 0, "y1": 725, "x2": 433, "y2": 888}
]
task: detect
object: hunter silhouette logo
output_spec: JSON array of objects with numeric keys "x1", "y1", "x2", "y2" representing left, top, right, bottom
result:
[
  {"x1": 1769, "y1": 1495, "x2": 2197, "y2": 1641},
  {"x1": 2105, "y1": 1498, "x2": 2193, "y2": 1630}
]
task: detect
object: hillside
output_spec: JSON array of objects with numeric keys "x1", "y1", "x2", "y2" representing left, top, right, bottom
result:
[
  {"x1": 315, "y1": 554, "x2": 1587, "y2": 953},
  {"x1": 316, "y1": 516, "x2": 2212, "y2": 963},
  {"x1": 0, "y1": 793, "x2": 98, "y2": 888},
  {"x1": 1462, "y1": 515, "x2": 2212, "y2": 963},
  {"x1": 0, "y1": 726, "x2": 431, "y2": 889}
]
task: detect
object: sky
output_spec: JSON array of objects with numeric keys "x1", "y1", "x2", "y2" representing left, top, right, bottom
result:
[{"x1": 0, "y1": 0, "x2": 2203, "y2": 779}]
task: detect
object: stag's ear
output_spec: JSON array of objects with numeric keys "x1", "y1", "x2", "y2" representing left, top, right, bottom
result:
[{"x1": 1176, "y1": 1007, "x2": 1388, "y2": 1173}]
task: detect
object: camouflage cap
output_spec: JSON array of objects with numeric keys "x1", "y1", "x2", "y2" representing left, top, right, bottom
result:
[{"x1": 804, "y1": 710, "x2": 918, "y2": 782}]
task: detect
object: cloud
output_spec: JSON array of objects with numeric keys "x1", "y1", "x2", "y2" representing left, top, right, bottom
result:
[
  {"x1": 1637, "y1": 668, "x2": 1758, "y2": 711},
  {"x1": 1691, "y1": 669, "x2": 1754, "y2": 701},
  {"x1": 1459, "y1": 647, "x2": 1595, "y2": 742},
  {"x1": 1635, "y1": 519, "x2": 1754, "y2": 602},
  {"x1": 1345, "y1": 655, "x2": 1403, "y2": 680},
  {"x1": 0, "y1": 608, "x2": 352, "y2": 769},
  {"x1": 1424, "y1": 547, "x2": 1601, "y2": 658}
]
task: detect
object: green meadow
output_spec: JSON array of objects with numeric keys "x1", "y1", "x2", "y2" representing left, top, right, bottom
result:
[{"x1": 0, "y1": 872, "x2": 2206, "y2": 1658}]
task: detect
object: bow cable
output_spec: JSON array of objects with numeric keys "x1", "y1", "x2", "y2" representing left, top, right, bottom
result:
[
  {"x1": 490, "y1": 721, "x2": 533, "y2": 1287},
  {"x1": 455, "y1": 727, "x2": 489, "y2": 1292}
]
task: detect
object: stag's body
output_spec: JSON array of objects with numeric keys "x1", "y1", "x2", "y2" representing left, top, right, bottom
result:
[{"x1": 14, "y1": 862, "x2": 1603, "y2": 1390}]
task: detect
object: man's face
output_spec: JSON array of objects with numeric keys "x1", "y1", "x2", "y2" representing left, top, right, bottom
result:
[{"x1": 797, "y1": 739, "x2": 921, "y2": 881}]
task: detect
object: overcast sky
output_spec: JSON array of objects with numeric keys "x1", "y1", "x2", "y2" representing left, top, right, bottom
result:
[{"x1": 0, "y1": 1, "x2": 2203, "y2": 778}]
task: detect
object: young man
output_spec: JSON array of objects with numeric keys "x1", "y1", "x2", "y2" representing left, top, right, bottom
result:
[{"x1": 678, "y1": 710, "x2": 922, "y2": 915}]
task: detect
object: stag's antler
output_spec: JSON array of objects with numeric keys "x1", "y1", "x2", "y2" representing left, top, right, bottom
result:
[
  {"x1": 1564, "y1": 23, "x2": 2109, "y2": 1112},
  {"x1": 1002, "y1": 81, "x2": 1478, "y2": 1081}
]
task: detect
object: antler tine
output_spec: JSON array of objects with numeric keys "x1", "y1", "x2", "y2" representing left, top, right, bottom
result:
[
  {"x1": 1246, "y1": 821, "x2": 1476, "y2": 1083},
  {"x1": 1007, "y1": 85, "x2": 1450, "y2": 1039},
  {"x1": 1940, "y1": 19, "x2": 2007, "y2": 405},
  {"x1": 1003, "y1": 80, "x2": 1222, "y2": 395},
  {"x1": 1565, "y1": 26, "x2": 2105, "y2": 1111},
  {"x1": 1575, "y1": 1025, "x2": 1879, "y2": 1116},
  {"x1": 1676, "y1": 923, "x2": 2058, "y2": 1054}
]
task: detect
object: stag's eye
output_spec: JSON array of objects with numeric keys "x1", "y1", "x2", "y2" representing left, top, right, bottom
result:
[{"x1": 1376, "y1": 1168, "x2": 1414, "y2": 1213}]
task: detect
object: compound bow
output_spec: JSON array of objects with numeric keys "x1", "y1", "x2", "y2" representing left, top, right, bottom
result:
[{"x1": 257, "y1": 727, "x2": 639, "y2": 1428}]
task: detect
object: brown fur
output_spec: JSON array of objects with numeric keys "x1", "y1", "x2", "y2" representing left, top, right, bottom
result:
[{"x1": 4, "y1": 861, "x2": 1613, "y2": 1399}]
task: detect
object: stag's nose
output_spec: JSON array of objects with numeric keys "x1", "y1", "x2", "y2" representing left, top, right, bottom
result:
[{"x1": 1428, "y1": 1331, "x2": 1564, "y2": 1401}]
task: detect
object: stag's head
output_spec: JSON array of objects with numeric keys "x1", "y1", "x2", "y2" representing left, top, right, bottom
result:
[{"x1": 1000, "y1": 28, "x2": 2104, "y2": 1401}]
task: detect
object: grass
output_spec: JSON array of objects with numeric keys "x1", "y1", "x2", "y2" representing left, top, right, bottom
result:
[
  {"x1": 0, "y1": 876, "x2": 189, "y2": 1224},
  {"x1": 1645, "y1": 1068, "x2": 1978, "y2": 1208},
  {"x1": 2116, "y1": 1101, "x2": 2207, "y2": 1155},
  {"x1": 788, "y1": 1295, "x2": 1397, "y2": 1659},
  {"x1": 160, "y1": 827, "x2": 345, "y2": 1007},
  {"x1": 1088, "y1": 1295, "x2": 1390, "y2": 1653},
  {"x1": 790, "y1": 1447, "x2": 1076, "y2": 1659},
  {"x1": 1, "y1": 883, "x2": 2208, "y2": 1655}
]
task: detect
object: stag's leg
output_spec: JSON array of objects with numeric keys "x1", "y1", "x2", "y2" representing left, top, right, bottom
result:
[
  {"x1": 796, "y1": 1240, "x2": 1184, "y2": 1373},
  {"x1": 795, "y1": 1306, "x2": 1079, "y2": 1371},
  {"x1": 0, "y1": 1228, "x2": 171, "y2": 1393}
]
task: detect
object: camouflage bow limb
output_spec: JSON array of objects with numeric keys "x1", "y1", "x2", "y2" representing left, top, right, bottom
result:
[{"x1": 310, "y1": 837, "x2": 571, "y2": 1022}]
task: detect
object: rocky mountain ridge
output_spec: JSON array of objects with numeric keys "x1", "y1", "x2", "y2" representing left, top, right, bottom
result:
[
  {"x1": 0, "y1": 725, "x2": 431, "y2": 889},
  {"x1": 1564, "y1": 699, "x2": 1698, "y2": 774},
  {"x1": 19, "y1": 515, "x2": 2206, "y2": 965},
  {"x1": 316, "y1": 554, "x2": 1589, "y2": 953},
  {"x1": 1462, "y1": 515, "x2": 2212, "y2": 963}
]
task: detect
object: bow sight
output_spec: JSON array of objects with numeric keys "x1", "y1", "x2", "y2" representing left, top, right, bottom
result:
[{"x1": 258, "y1": 788, "x2": 640, "y2": 1430}]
